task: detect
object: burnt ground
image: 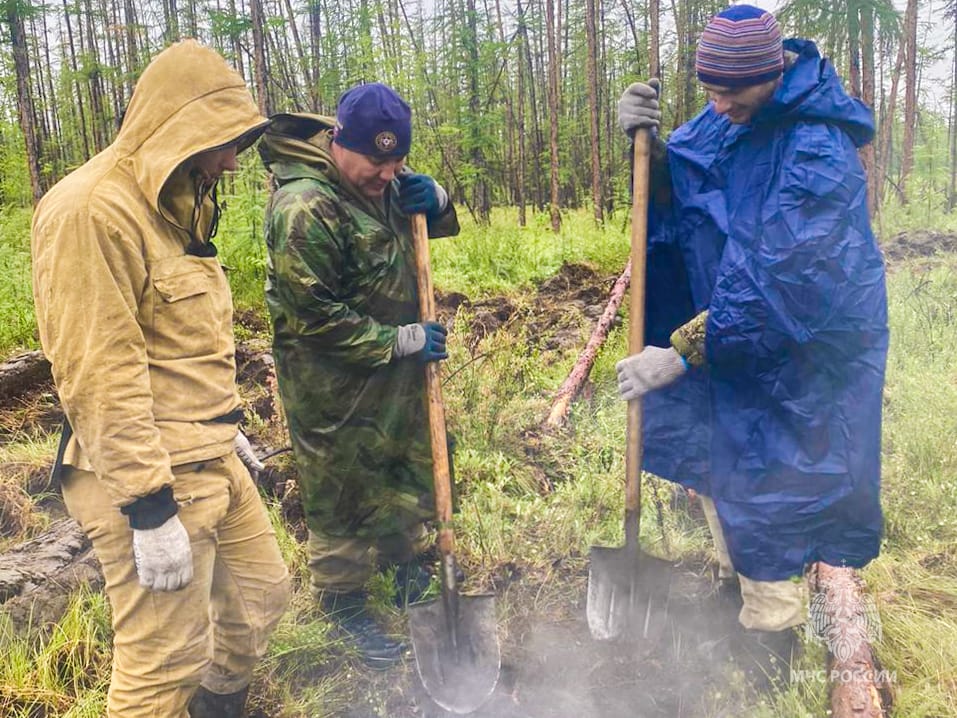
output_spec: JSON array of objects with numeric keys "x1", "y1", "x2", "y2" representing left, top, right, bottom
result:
[
  {"x1": 2, "y1": 239, "x2": 941, "y2": 715},
  {"x1": 369, "y1": 564, "x2": 748, "y2": 718},
  {"x1": 880, "y1": 228, "x2": 957, "y2": 265}
]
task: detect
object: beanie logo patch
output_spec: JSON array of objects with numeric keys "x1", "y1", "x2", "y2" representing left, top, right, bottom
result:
[{"x1": 375, "y1": 131, "x2": 398, "y2": 153}]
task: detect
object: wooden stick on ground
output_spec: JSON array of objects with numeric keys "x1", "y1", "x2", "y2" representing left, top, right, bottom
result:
[
  {"x1": 544, "y1": 259, "x2": 632, "y2": 429},
  {"x1": 810, "y1": 562, "x2": 893, "y2": 718}
]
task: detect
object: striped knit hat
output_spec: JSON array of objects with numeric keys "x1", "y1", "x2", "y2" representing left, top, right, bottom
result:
[{"x1": 696, "y1": 5, "x2": 783, "y2": 88}]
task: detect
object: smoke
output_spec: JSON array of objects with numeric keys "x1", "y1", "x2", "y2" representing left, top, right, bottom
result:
[{"x1": 425, "y1": 564, "x2": 743, "y2": 718}]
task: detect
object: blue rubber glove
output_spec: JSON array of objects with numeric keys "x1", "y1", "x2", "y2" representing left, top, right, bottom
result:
[
  {"x1": 394, "y1": 321, "x2": 448, "y2": 362},
  {"x1": 398, "y1": 173, "x2": 448, "y2": 218}
]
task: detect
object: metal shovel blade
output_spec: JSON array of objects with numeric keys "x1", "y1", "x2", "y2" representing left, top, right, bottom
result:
[
  {"x1": 408, "y1": 593, "x2": 500, "y2": 714},
  {"x1": 587, "y1": 544, "x2": 674, "y2": 641}
]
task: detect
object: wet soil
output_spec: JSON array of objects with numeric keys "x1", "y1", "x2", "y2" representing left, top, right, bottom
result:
[
  {"x1": 0, "y1": 258, "x2": 799, "y2": 715},
  {"x1": 881, "y1": 229, "x2": 957, "y2": 266},
  {"x1": 335, "y1": 562, "x2": 745, "y2": 718},
  {"x1": 437, "y1": 262, "x2": 619, "y2": 355}
]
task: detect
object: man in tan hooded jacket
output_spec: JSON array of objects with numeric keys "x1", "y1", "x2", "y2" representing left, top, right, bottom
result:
[{"x1": 31, "y1": 41, "x2": 290, "y2": 717}]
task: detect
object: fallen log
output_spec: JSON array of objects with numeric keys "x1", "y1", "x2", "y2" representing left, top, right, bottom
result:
[
  {"x1": 810, "y1": 562, "x2": 893, "y2": 718},
  {"x1": 544, "y1": 260, "x2": 631, "y2": 429},
  {"x1": 0, "y1": 343, "x2": 273, "y2": 411},
  {"x1": 0, "y1": 351, "x2": 52, "y2": 404},
  {"x1": 0, "y1": 517, "x2": 103, "y2": 632}
]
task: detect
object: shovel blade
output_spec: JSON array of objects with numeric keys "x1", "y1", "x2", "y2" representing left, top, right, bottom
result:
[
  {"x1": 586, "y1": 545, "x2": 673, "y2": 642},
  {"x1": 409, "y1": 593, "x2": 500, "y2": 714}
]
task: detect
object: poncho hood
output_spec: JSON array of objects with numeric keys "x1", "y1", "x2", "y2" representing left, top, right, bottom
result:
[{"x1": 752, "y1": 39, "x2": 874, "y2": 147}]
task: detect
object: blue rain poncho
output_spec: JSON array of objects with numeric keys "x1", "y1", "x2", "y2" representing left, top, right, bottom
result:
[{"x1": 643, "y1": 39, "x2": 888, "y2": 581}]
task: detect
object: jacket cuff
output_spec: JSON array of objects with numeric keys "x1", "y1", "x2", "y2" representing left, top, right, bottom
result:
[
  {"x1": 426, "y1": 200, "x2": 460, "y2": 238},
  {"x1": 670, "y1": 310, "x2": 708, "y2": 367},
  {"x1": 120, "y1": 485, "x2": 178, "y2": 530}
]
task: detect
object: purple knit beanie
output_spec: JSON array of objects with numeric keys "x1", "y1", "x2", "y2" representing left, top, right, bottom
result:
[
  {"x1": 334, "y1": 82, "x2": 412, "y2": 157},
  {"x1": 696, "y1": 5, "x2": 783, "y2": 88}
]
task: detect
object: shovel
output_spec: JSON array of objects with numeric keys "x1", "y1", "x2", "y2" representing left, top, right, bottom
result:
[
  {"x1": 407, "y1": 213, "x2": 501, "y2": 714},
  {"x1": 586, "y1": 128, "x2": 674, "y2": 642}
]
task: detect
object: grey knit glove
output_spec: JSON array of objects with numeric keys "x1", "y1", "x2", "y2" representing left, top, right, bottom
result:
[
  {"x1": 616, "y1": 345, "x2": 686, "y2": 400},
  {"x1": 618, "y1": 79, "x2": 661, "y2": 135}
]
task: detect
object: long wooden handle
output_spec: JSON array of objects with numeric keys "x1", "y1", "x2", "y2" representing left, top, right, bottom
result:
[
  {"x1": 411, "y1": 214, "x2": 455, "y2": 560},
  {"x1": 625, "y1": 130, "x2": 651, "y2": 547}
]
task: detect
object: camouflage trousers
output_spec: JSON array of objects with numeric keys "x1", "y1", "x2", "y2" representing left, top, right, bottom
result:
[
  {"x1": 700, "y1": 495, "x2": 808, "y2": 632},
  {"x1": 306, "y1": 523, "x2": 430, "y2": 595}
]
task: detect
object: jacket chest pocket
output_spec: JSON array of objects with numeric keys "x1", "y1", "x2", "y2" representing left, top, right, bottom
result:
[{"x1": 148, "y1": 258, "x2": 232, "y2": 360}]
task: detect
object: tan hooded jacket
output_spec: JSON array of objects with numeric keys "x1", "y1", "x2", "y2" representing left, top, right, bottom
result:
[{"x1": 31, "y1": 41, "x2": 268, "y2": 508}]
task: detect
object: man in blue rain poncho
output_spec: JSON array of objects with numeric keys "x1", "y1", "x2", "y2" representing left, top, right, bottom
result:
[{"x1": 616, "y1": 5, "x2": 887, "y2": 681}]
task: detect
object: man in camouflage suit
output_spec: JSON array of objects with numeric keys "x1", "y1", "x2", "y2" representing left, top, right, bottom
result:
[{"x1": 260, "y1": 83, "x2": 459, "y2": 665}]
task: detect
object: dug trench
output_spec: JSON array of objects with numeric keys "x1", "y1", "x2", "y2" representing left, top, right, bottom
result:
[{"x1": 0, "y1": 255, "x2": 895, "y2": 715}]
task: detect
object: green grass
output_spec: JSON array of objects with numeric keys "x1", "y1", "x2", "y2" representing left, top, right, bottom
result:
[
  {"x1": 430, "y1": 208, "x2": 630, "y2": 297},
  {"x1": 0, "y1": 206, "x2": 36, "y2": 356},
  {"x1": 0, "y1": 589, "x2": 111, "y2": 717},
  {"x1": 5, "y1": 204, "x2": 957, "y2": 715}
]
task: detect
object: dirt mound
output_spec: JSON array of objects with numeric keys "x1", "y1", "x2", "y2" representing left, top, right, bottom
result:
[
  {"x1": 437, "y1": 262, "x2": 618, "y2": 353},
  {"x1": 882, "y1": 230, "x2": 957, "y2": 264}
]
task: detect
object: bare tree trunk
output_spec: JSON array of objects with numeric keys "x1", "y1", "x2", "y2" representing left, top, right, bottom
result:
[
  {"x1": 465, "y1": 0, "x2": 490, "y2": 223},
  {"x1": 184, "y1": 0, "x2": 198, "y2": 37},
  {"x1": 585, "y1": 0, "x2": 603, "y2": 224},
  {"x1": 63, "y1": 0, "x2": 91, "y2": 159},
  {"x1": 100, "y1": 0, "x2": 123, "y2": 125},
  {"x1": 847, "y1": 4, "x2": 862, "y2": 99},
  {"x1": 123, "y1": 0, "x2": 140, "y2": 99},
  {"x1": 39, "y1": 6, "x2": 62, "y2": 171},
  {"x1": 282, "y1": 0, "x2": 312, "y2": 104},
  {"x1": 28, "y1": 10, "x2": 51, "y2": 153},
  {"x1": 6, "y1": 0, "x2": 44, "y2": 203},
  {"x1": 900, "y1": 0, "x2": 917, "y2": 198},
  {"x1": 82, "y1": 0, "x2": 108, "y2": 151},
  {"x1": 877, "y1": 38, "x2": 905, "y2": 205},
  {"x1": 230, "y1": 0, "x2": 247, "y2": 80},
  {"x1": 165, "y1": 0, "x2": 181, "y2": 41},
  {"x1": 516, "y1": 0, "x2": 528, "y2": 226},
  {"x1": 619, "y1": 0, "x2": 643, "y2": 73},
  {"x1": 249, "y1": 0, "x2": 271, "y2": 115},
  {"x1": 951, "y1": 11, "x2": 957, "y2": 211},
  {"x1": 860, "y1": 6, "x2": 877, "y2": 217},
  {"x1": 545, "y1": 0, "x2": 562, "y2": 232},
  {"x1": 309, "y1": 0, "x2": 322, "y2": 111},
  {"x1": 649, "y1": 0, "x2": 660, "y2": 78},
  {"x1": 521, "y1": 0, "x2": 544, "y2": 211},
  {"x1": 493, "y1": 0, "x2": 516, "y2": 210}
]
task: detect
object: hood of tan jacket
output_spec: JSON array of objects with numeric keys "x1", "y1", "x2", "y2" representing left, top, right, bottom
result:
[
  {"x1": 32, "y1": 41, "x2": 268, "y2": 508},
  {"x1": 115, "y1": 39, "x2": 269, "y2": 225}
]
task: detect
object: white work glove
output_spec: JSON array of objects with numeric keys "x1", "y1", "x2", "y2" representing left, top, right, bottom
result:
[
  {"x1": 618, "y1": 78, "x2": 661, "y2": 135},
  {"x1": 235, "y1": 431, "x2": 264, "y2": 475},
  {"x1": 132, "y1": 515, "x2": 193, "y2": 591},
  {"x1": 616, "y1": 346, "x2": 686, "y2": 400}
]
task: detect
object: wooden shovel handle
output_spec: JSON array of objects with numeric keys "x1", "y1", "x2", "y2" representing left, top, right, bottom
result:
[
  {"x1": 411, "y1": 214, "x2": 455, "y2": 559},
  {"x1": 625, "y1": 130, "x2": 651, "y2": 544}
]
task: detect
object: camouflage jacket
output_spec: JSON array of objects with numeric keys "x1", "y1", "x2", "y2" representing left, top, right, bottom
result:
[{"x1": 260, "y1": 113, "x2": 459, "y2": 538}]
